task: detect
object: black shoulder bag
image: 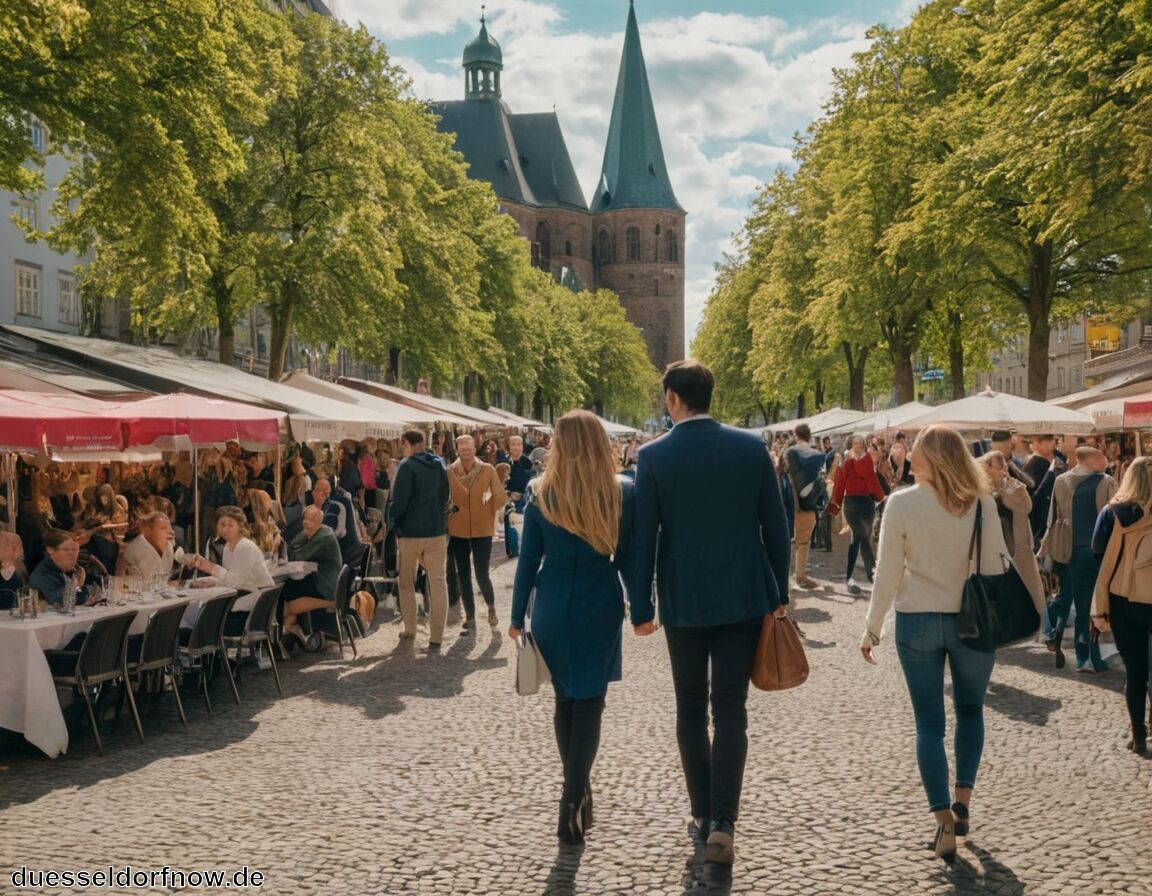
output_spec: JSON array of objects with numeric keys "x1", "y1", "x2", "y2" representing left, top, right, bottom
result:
[{"x1": 957, "y1": 500, "x2": 1041, "y2": 651}]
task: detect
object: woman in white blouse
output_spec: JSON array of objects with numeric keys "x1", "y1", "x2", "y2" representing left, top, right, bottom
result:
[
  {"x1": 190, "y1": 506, "x2": 274, "y2": 612},
  {"x1": 859, "y1": 425, "x2": 1021, "y2": 866}
]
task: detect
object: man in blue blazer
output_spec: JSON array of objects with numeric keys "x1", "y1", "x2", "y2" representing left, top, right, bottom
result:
[{"x1": 630, "y1": 360, "x2": 790, "y2": 865}]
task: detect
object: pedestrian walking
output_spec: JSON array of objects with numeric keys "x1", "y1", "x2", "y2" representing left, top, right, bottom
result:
[
  {"x1": 783, "y1": 423, "x2": 826, "y2": 589},
  {"x1": 630, "y1": 360, "x2": 791, "y2": 865},
  {"x1": 830, "y1": 434, "x2": 885, "y2": 595},
  {"x1": 1090, "y1": 456, "x2": 1152, "y2": 755},
  {"x1": 447, "y1": 434, "x2": 507, "y2": 631},
  {"x1": 976, "y1": 450, "x2": 1045, "y2": 612},
  {"x1": 860, "y1": 424, "x2": 1028, "y2": 865},
  {"x1": 508, "y1": 410, "x2": 634, "y2": 845},
  {"x1": 1040, "y1": 446, "x2": 1116, "y2": 672},
  {"x1": 387, "y1": 430, "x2": 452, "y2": 651}
]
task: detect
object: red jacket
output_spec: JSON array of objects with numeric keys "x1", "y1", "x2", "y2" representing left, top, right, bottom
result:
[{"x1": 833, "y1": 455, "x2": 886, "y2": 505}]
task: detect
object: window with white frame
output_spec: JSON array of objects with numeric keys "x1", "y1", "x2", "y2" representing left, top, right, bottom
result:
[
  {"x1": 58, "y1": 272, "x2": 78, "y2": 324},
  {"x1": 30, "y1": 121, "x2": 44, "y2": 151},
  {"x1": 12, "y1": 198, "x2": 37, "y2": 230},
  {"x1": 15, "y1": 263, "x2": 41, "y2": 317}
]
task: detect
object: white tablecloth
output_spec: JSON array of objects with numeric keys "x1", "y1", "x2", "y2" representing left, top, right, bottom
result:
[
  {"x1": 269, "y1": 561, "x2": 318, "y2": 582},
  {"x1": 0, "y1": 586, "x2": 236, "y2": 758}
]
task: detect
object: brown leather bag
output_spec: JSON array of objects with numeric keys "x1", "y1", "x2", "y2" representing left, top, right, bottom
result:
[{"x1": 751, "y1": 613, "x2": 809, "y2": 691}]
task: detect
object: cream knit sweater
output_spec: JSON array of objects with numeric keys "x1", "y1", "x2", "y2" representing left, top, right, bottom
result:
[{"x1": 864, "y1": 484, "x2": 1009, "y2": 640}]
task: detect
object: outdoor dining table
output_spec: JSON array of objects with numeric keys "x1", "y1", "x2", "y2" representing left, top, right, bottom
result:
[
  {"x1": 268, "y1": 560, "x2": 318, "y2": 582},
  {"x1": 0, "y1": 585, "x2": 236, "y2": 759}
]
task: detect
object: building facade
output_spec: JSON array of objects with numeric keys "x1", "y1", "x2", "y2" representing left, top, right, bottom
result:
[
  {"x1": 430, "y1": 5, "x2": 686, "y2": 370},
  {"x1": 975, "y1": 315, "x2": 1144, "y2": 399}
]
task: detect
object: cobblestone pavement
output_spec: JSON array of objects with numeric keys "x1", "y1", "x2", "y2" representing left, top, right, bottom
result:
[{"x1": 2, "y1": 535, "x2": 1151, "y2": 896}]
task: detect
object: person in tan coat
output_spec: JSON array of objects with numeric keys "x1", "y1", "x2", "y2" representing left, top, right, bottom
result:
[
  {"x1": 977, "y1": 451, "x2": 1046, "y2": 615},
  {"x1": 448, "y1": 434, "x2": 507, "y2": 630}
]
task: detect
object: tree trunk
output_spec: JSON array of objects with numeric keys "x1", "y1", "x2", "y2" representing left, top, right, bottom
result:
[
  {"x1": 210, "y1": 270, "x2": 235, "y2": 366},
  {"x1": 842, "y1": 342, "x2": 869, "y2": 411},
  {"x1": 463, "y1": 374, "x2": 476, "y2": 407},
  {"x1": 814, "y1": 379, "x2": 825, "y2": 412},
  {"x1": 387, "y1": 347, "x2": 401, "y2": 384},
  {"x1": 267, "y1": 281, "x2": 298, "y2": 381},
  {"x1": 532, "y1": 386, "x2": 544, "y2": 422},
  {"x1": 947, "y1": 310, "x2": 965, "y2": 399},
  {"x1": 796, "y1": 392, "x2": 806, "y2": 419},
  {"x1": 891, "y1": 344, "x2": 915, "y2": 405},
  {"x1": 593, "y1": 399, "x2": 605, "y2": 417},
  {"x1": 1025, "y1": 238, "x2": 1055, "y2": 401}
]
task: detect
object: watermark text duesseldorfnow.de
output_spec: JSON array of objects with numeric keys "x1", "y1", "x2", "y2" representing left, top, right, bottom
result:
[{"x1": 9, "y1": 865, "x2": 265, "y2": 890}]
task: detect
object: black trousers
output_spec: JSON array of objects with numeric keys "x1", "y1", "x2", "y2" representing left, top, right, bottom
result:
[
  {"x1": 843, "y1": 495, "x2": 876, "y2": 580},
  {"x1": 553, "y1": 681, "x2": 605, "y2": 804},
  {"x1": 1110, "y1": 595, "x2": 1152, "y2": 736},
  {"x1": 449, "y1": 536, "x2": 494, "y2": 621},
  {"x1": 664, "y1": 617, "x2": 762, "y2": 824}
]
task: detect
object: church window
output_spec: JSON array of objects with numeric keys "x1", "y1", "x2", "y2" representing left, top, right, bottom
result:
[
  {"x1": 536, "y1": 222, "x2": 551, "y2": 270},
  {"x1": 626, "y1": 227, "x2": 640, "y2": 261},
  {"x1": 666, "y1": 230, "x2": 678, "y2": 262},
  {"x1": 597, "y1": 229, "x2": 612, "y2": 264},
  {"x1": 565, "y1": 240, "x2": 572, "y2": 256}
]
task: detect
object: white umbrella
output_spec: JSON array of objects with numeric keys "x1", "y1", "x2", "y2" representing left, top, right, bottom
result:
[
  {"x1": 899, "y1": 389, "x2": 1095, "y2": 435},
  {"x1": 869, "y1": 401, "x2": 934, "y2": 433}
]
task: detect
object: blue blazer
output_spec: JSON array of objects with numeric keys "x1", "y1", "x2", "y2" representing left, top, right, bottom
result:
[{"x1": 628, "y1": 418, "x2": 790, "y2": 627}]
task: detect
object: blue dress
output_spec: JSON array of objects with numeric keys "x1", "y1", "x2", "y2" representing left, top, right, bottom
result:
[{"x1": 510, "y1": 479, "x2": 634, "y2": 700}]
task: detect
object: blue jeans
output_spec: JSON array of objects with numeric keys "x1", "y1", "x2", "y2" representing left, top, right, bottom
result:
[
  {"x1": 895, "y1": 612, "x2": 996, "y2": 812},
  {"x1": 1048, "y1": 546, "x2": 1105, "y2": 668}
]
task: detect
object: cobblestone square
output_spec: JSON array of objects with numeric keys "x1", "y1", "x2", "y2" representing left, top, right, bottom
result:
[{"x1": 2, "y1": 543, "x2": 1150, "y2": 895}]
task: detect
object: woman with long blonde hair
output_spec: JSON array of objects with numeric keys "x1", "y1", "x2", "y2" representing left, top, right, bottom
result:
[
  {"x1": 248, "y1": 489, "x2": 286, "y2": 559},
  {"x1": 860, "y1": 425, "x2": 1014, "y2": 865},
  {"x1": 508, "y1": 409, "x2": 634, "y2": 845},
  {"x1": 1090, "y1": 456, "x2": 1152, "y2": 755}
]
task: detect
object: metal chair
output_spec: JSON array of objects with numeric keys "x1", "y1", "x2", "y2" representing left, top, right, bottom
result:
[
  {"x1": 222, "y1": 584, "x2": 283, "y2": 695},
  {"x1": 178, "y1": 591, "x2": 239, "y2": 713},
  {"x1": 126, "y1": 601, "x2": 190, "y2": 729},
  {"x1": 308, "y1": 564, "x2": 356, "y2": 658},
  {"x1": 44, "y1": 610, "x2": 141, "y2": 756}
]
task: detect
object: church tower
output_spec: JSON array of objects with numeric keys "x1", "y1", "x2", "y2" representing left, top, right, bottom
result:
[{"x1": 592, "y1": 1, "x2": 685, "y2": 370}]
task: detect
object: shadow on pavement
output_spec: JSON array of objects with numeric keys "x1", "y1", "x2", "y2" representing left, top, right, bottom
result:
[
  {"x1": 995, "y1": 644, "x2": 1126, "y2": 696},
  {"x1": 932, "y1": 842, "x2": 1025, "y2": 895},
  {"x1": 679, "y1": 837, "x2": 732, "y2": 895},
  {"x1": 542, "y1": 843, "x2": 584, "y2": 895},
  {"x1": 984, "y1": 680, "x2": 1062, "y2": 727}
]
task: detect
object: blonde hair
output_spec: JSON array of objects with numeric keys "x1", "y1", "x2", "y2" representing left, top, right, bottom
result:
[
  {"x1": 535, "y1": 410, "x2": 621, "y2": 556},
  {"x1": 1112, "y1": 456, "x2": 1152, "y2": 511},
  {"x1": 247, "y1": 490, "x2": 285, "y2": 554},
  {"x1": 912, "y1": 425, "x2": 989, "y2": 514},
  {"x1": 976, "y1": 449, "x2": 1007, "y2": 482}
]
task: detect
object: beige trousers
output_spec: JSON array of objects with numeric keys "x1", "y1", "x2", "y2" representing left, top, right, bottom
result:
[
  {"x1": 794, "y1": 509, "x2": 816, "y2": 579},
  {"x1": 397, "y1": 535, "x2": 449, "y2": 644}
]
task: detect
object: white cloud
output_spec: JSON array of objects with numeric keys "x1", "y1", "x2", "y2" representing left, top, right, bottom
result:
[{"x1": 367, "y1": 5, "x2": 890, "y2": 345}]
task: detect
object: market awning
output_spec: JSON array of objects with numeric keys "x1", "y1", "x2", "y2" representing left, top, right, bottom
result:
[
  {"x1": 1050, "y1": 370, "x2": 1152, "y2": 409},
  {"x1": 596, "y1": 415, "x2": 639, "y2": 437},
  {"x1": 1, "y1": 325, "x2": 398, "y2": 442},
  {"x1": 1124, "y1": 397, "x2": 1152, "y2": 429},
  {"x1": 0, "y1": 390, "x2": 123, "y2": 451},
  {"x1": 282, "y1": 372, "x2": 460, "y2": 429},
  {"x1": 336, "y1": 377, "x2": 511, "y2": 428},
  {"x1": 0, "y1": 332, "x2": 149, "y2": 398},
  {"x1": 116, "y1": 393, "x2": 285, "y2": 448},
  {"x1": 486, "y1": 406, "x2": 549, "y2": 429},
  {"x1": 898, "y1": 389, "x2": 1096, "y2": 434}
]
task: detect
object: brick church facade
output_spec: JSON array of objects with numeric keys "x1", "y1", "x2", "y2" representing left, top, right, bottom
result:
[{"x1": 430, "y1": 4, "x2": 685, "y2": 371}]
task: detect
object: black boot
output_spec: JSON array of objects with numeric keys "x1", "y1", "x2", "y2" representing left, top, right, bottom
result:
[
  {"x1": 557, "y1": 800, "x2": 584, "y2": 844},
  {"x1": 581, "y1": 785, "x2": 594, "y2": 830}
]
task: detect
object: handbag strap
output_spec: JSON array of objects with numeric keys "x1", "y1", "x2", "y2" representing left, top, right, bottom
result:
[{"x1": 967, "y1": 499, "x2": 983, "y2": 573}]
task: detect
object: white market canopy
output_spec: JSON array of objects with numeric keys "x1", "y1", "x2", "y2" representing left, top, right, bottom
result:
[
  {"x1": 865, "y1": 401, "x2": 934, "y2": 433},
  {"x1": 486, "y1": 406, "x2": 550, "y2": 429},
  {"x1": 3, "y1": 325, "x2": 399, "y2": 442},
  {"x1": 597, "y1": 416, "x2": 639, "y2": 437},
  {"x1": 280, "y1": 371, "x2": 465, "y2": 429},
  {"x1": 779, "y1": 407, "x2": 869, "y2": 437},
  {"x1": 899, "y1": 389, "x2": 1096, "y2": 435},
  {"x1": 337, "y1": 377, "x2": 512, "y2": 429},
  {"x1": 1050, "y1": 370, "x2": 1152, "y2": 409}
]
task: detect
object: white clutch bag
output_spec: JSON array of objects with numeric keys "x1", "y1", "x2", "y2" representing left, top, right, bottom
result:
[{"x1": 515, "y1": 629, "x2": 551, "y2": 696}]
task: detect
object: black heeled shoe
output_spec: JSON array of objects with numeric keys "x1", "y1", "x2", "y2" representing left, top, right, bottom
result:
[
  {"x1": 1128, "y1": 728, "x2": 1149, "y2": 755},
  {"x1": 951, "y1": 802, "x2": 969, "y2": 837},
  {"x1": 581, "y1": 786, "x2": 594, "y2": 830},
  {"x1": 931, "y1": 821, "x2": 956, "y2": 865},
  {"x1": 557, "y1": 800, "x2": 584, "y2": 844}
]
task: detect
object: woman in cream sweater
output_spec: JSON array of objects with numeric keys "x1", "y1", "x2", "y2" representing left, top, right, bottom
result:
[{"x1": 860, "y1": 425, "x2": 1023, "y2": 865}]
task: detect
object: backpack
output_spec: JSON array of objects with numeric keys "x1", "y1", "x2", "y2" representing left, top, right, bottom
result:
[{"x1": 794, "y1": 450, "x2": 829, "y2": 513}]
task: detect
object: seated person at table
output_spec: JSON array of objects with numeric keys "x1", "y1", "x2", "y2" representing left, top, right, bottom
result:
[
  {"x1": 281, "y1": 505, "x2": 343, "y2": 644},
  {"x1": 187, "y1": 506, "x2": 275, "y2": 595},
  {"x1": 116, "y1": 511, "x2": 175, "y2": 581},
  {"x1": 0, "y1": 531, "x2": 27, "y2": 610},
  {"x1": 29, "y1": 529, "x2": 94, "y2": 606},
  {"x1": 248, "y1": 490, "x2": 286, "y2": 561}
]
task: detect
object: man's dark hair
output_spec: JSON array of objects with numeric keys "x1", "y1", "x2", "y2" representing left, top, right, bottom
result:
[
  {"x1": 1032, "y1": 433, "x2": 1055, "y2": 443},
  {"x1": 662, "y1": 359, "x2": 714, "y2": 414},
  {"x1": 401, "y1": 430, "x2": 425, "y2": 447},
  {"x1": 794, "y1": 423, "x2": 811, "y2": 441}
]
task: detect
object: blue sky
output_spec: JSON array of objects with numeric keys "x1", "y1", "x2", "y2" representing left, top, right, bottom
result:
[{"x1": 336, "y1": 1, "x2": 919, "y2": 345}]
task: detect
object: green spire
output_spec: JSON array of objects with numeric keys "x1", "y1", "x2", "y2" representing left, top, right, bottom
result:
[{"x1": 593, "y1": 2, "x2": 681, "y2": 212}]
